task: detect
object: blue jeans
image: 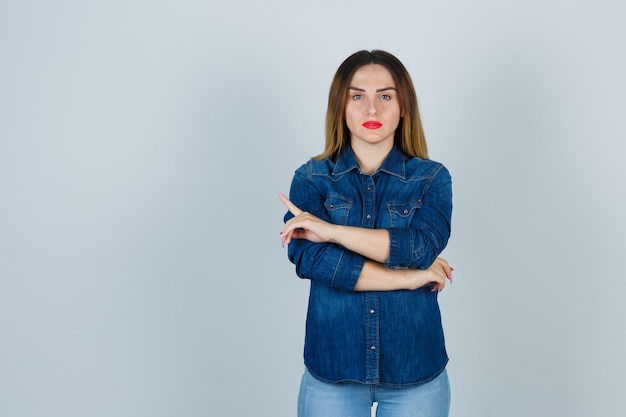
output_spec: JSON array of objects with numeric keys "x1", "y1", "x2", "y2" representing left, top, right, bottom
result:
[{"x1": 298, "y1": 368, "x2": 450, "y2": 417}]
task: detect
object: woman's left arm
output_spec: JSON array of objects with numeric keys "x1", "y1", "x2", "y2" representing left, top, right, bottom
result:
[{"x1": 385, "y1": 164, "x2": 452, "y2": 269}]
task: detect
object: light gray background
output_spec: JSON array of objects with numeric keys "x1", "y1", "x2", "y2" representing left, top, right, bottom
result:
[{"x1": 2, "y1": 1, "x2": 625, "y2": 416}]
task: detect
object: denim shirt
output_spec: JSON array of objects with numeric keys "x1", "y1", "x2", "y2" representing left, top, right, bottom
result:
[{"x1": 284, "y1": 144, "x2": 452, "y2": 388}]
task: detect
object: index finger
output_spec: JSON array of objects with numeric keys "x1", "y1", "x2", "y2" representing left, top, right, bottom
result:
[{"x1": 278, "y1": 192, "x2": 303, "y2": 216}]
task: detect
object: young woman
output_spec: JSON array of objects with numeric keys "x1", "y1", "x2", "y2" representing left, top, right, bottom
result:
[{"x1": 279, "y1": 50, "x2": 454, "y2": 417}]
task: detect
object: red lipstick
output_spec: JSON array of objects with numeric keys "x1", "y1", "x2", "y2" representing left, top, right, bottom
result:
[{"x1": 363, "y1": 121, "x2": 382, "y2": 129}]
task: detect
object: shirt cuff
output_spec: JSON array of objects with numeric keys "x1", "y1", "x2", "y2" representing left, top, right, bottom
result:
[
  {"x1": 329, "y1": 249, "x2": 366, "y2": 291},
  {"x1": 385, "y1": 228, "x2": 414, "y2": 269}
]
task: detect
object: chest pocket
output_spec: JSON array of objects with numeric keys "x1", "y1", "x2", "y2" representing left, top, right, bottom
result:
[
  {"x1": 387, "y1": 199, "x2": 422, "y2": 228},
  {"x1": 324, "y1": 194, "x2": 352, "y2": 226}
]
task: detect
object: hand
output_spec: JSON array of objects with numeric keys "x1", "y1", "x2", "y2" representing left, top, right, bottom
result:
[
  {"x1": 404, "y1": 257, "x2": 454, "y2": 291},
  {"x1": 426, "y1": 257, "x2": 454, "y2": 292},
  {"x1": 278, "y1": 192, "x2": 336, "y2": 247}
]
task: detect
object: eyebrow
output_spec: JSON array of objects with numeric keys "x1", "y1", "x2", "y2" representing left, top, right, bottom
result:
[{"x1": 348, "y1": 86, "x2": 397, "y2": 92}]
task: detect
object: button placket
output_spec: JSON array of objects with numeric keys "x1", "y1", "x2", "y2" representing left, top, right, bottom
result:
[
  {"x1": 365, "y1": 292, "x2": 380, "y2": 383},
  {"x1": 362, "y1": 176, "x2": 376, "y2": 228}
]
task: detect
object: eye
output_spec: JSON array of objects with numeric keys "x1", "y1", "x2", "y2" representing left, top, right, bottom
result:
[
  {"x1": 352, "y1": 94, "x2": 363, "y2": 100},
  {"x1": 380, "y1": 94, "x2": 392, "y2": 100}
]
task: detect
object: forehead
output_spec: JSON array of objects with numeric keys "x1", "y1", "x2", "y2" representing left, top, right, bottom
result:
[{"x1": 349, "y1": 64, "x2": 396, "y2": 88}]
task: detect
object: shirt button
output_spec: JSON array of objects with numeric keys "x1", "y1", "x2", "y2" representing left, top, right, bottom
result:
[
  {"x1": 366, "y1": 214, "x2": 371, "y2": 219},
  {"x1": 370, "y1": 346, "x2": 376, "y2": 350},
  {"x1": 370, "y1": 309, "x2": 375, "y2": 314},
  {"x1": 403, "y1": 209, "x2": 409, "y2": 214},
  {"x1": 367, "y1": 186, "x2": 372, "y2": 191}
]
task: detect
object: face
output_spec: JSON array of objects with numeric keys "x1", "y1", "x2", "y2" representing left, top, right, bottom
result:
[{"x1": 345, "y1": 64, "x2": 402, "y2": 151}]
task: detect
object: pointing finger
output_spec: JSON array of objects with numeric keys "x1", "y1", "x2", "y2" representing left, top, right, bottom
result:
[{"x1": 278, "y1": 192, "x2": 303, "y2": 216}]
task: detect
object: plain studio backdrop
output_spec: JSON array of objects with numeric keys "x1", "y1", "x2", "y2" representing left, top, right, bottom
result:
[{"x1": 1, "y1": 1, "x2": 625, "y2": 416}]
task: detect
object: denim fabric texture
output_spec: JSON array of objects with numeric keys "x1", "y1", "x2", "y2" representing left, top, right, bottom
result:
[
  {"x1": 298, "y1": 367, "x2": 450, "y2": 417},
  {"x1": 285, "y1": 145, "x2": 453, "y2": 387}
]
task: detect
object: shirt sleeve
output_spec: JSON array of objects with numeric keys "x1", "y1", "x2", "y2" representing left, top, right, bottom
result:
[
  {"x1": 284, "y1": 167, "x2": 365, "y2": 292},
  {"x1": 384, "y1": 164, "x2": 453, "y2": 270}
]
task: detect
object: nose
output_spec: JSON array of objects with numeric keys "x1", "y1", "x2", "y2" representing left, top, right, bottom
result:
[{"x1": 365, "y1": 97, "x2": 378, "y2": 115}]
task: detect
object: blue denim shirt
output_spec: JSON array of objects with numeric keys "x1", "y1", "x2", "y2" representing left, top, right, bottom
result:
[{"x1": 284, "y1": 144, "x2": 452, "y2": 387}]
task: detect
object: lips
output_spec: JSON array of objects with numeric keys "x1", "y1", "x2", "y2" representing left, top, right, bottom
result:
[{"x1": 362, "y1": 121, "x2": 382, "y2": 129}]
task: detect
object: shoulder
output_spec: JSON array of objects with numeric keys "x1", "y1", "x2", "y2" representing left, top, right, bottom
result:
[
  {"x1": 293, "y1": 157, "x2": 336, "y2": 178},
  {"x1": 406, "y1": 157, "x2": 450, "y2": 177},
  {"x1": 404, "y1": 157, "x2": 451, "y2": 182}
]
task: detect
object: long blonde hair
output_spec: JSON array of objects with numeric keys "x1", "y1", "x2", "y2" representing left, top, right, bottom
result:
[{"x1": 317, "y1": 50, "x2": 428, "y2": 160}]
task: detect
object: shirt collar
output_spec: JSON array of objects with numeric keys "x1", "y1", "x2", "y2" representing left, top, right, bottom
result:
[{"x1": 332, "y1": 144, "x2": 406, "y2": 179}]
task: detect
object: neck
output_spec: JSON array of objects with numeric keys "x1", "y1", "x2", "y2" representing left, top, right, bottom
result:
[{"x1": 351, "y1": 140, "x2": 393, "y2": 175}]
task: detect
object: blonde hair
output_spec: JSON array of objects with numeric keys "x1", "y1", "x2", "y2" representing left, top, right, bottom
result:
[{"x1": 317, "y1": 50, "x2": 428, "y2": 160}]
